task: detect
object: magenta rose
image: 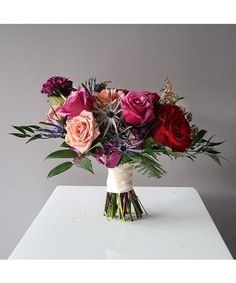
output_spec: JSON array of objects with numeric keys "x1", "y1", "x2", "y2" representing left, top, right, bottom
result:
[
  {"x1": 58, "y1": 87, "x2": 95, "y2": 120},
  {"x1": 121, "y1": 91, "x2": 155, "y2": 125},
  {"x1": 143, "y1": 91, "x2": 160, "y2": 111}
]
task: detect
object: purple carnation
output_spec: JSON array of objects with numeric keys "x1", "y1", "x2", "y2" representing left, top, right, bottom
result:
[{"x1": 41, "y1": 76, "x2": 73, "y2": 97}]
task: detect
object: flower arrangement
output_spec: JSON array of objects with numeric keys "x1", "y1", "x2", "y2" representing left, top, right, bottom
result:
[{"x1": 11, "y1": 76, "x2": 224, "y2": 221}]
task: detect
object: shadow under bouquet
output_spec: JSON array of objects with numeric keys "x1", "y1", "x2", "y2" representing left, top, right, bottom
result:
[{"x1": 11, "y1": 77, "x2": 224, "y2": 221}]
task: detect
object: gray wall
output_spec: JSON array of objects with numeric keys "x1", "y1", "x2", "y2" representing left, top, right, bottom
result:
[{"x1": 0, "y1": 25, "x2": 236, "y2": 259}]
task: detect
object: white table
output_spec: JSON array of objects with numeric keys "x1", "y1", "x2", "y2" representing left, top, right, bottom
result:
[{"x1": 9, "y1": 186, "x2": 232, "y2": 259}]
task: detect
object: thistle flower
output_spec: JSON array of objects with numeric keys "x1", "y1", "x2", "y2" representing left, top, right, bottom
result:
[
  {"x1": 94, "y1": 96, "x2": 122, "y2": 137},
  {"x1": 41, "y1": 76, "x2": 73, "y2": 97},
  {"x1": 109, "y1": 137, "x2": 142, "y2": 155},
  {"x1": 38, "y1": 115, "x2": 66, "y2": 139}
]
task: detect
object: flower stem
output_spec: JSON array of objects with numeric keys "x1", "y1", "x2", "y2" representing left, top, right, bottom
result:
[{"x1": 104, "y1": 190, "x2": 147, "y2": 221}]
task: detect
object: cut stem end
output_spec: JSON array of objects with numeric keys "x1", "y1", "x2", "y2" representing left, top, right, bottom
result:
[{"x1": 104, "y1": 190, "x2": 147, "y2": 221}]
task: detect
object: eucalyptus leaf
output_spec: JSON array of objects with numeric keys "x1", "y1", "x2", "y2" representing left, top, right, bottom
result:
[{"x1": 47, "y1": 162, "x2": 73, "y2": 178}]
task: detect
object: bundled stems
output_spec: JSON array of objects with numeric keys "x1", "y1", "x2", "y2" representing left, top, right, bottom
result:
[{"x1": 104, "y1": 190, "x2": 147, "y2": 221}]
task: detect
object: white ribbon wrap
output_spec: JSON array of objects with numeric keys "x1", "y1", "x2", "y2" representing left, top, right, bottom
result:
[{"x1": 106, "y1": 164, "x2": 134, "y2": 193}]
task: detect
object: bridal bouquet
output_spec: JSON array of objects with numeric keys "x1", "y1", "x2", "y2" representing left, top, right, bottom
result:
[{"x1": 11, "y1": 76, "x2": 223, "y2": 221}]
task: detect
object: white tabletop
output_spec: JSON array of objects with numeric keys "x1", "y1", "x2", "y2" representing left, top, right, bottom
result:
[{"x1": 9, "y1": 186, "x2": 232, "y2": 259}]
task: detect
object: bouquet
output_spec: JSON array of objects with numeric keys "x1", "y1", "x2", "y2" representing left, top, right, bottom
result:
[{"x1": 11, "y1": 76, "x2": 223, "y2": 221}]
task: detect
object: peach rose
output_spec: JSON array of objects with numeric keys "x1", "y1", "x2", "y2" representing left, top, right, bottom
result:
[
  {"x1": 45, "y1": 105, "x2": 62, "y2": 123},
  {"x1": 93, "y1": 88, "x2": 125, "y2": 109},
  {"x1": 65, "y1": 110, "x2": 100, "y2": 153}
]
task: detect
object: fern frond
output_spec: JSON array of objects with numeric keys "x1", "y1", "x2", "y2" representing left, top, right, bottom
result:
[{"x1": 130, "y1": 152, "x2": 166, "y2": 179}]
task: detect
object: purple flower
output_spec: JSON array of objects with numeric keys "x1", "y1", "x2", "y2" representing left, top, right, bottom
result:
[
  {"x1": 41, "y1": 76, "x2": 73, "y2": 97},
  {"x1": 95, "y1": 137, "x2": 141, "y2": 168},
  {"x1": 96, "y1": 148, "x2": 120, "y2": 168},
  {"x1": 37, "y1": 116, "x2": 66, "y2": 139},
  {"x1": 109, "y1": 138, "x2": 141, "y2": 155}
]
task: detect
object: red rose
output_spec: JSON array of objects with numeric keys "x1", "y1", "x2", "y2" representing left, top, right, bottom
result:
[
  {"x1": 121, "y1": 91, "x2": 155, "y2": 125},
  {"x1": 151, "y1": 104, "x2": 192, "y2": 152}
]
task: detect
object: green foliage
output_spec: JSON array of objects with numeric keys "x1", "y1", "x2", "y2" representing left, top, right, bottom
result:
[
  {"x1": 10, "y1": 133, "x2": 30, "y2": 138},
  {"x1": 82, "y1": 77, "x2": 111, "y2": 94},
  {"x1": 26, "y1": 134, "x2": 42, "y2": 143},
  {"x1": 130, "y1": 152, "x2": 166, "y2": 179},
  {"x1": 60, "y1": 141, "x2": 71, "y2": 148},
  {"x1": 141, "y1": 131, "x2": 224, "y2": 168},
  {"x1": 10, "y1": 125, "x2": 40, "y2": 139},
  {"x1": 45, "y1": 149, "x2": 77, "y2": 159},
  {"x1": 47, "y1": 162, "x2": 73, "y2": 178},
  {"x1": 118, "y1": 154, "x2": 131, "y2": 166},
  {"x1": 74, "y1": 157, "x2": 94, "y2": 174},
  {"x1": 47, "y1": 96, "x2": 65, "y2": 105},
  {"x1": 87, "y1": 141, "x2": 103, "y2": 153},
  {"x1": 189, "y1": 129, "x2": 224, "y2": 166}
]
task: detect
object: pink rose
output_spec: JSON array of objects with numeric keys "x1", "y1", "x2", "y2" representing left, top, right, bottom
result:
[
  {"x1": 58, "y1": 87, "x2": 95, "y2": 120},
  {"x1": 65, "y1": 110, "x2": 100, "y2": 153},
  {"x1": 121, "y1": 91, "x2": 155, "y2": 125},
  {"x1": 143, "y1": 91, "x2": 160, "y2": 108}
]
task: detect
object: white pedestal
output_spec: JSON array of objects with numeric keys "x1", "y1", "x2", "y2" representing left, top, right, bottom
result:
[{"x1": 9, "y1": 186, "x2": 232, "y2": 259}]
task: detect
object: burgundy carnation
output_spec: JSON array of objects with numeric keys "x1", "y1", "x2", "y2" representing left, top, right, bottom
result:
[{"x1": 41, "y1": 76, "x2": 73, "y2": 97}]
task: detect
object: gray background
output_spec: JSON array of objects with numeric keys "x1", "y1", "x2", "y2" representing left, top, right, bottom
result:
[{"x1": 0, "y1": 25, "x2": 235, "y2": 259}]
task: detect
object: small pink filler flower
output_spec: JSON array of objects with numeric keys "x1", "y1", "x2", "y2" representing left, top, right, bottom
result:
[{"x1": 65, "y1": 110, "x2": 100, "y2": 153}]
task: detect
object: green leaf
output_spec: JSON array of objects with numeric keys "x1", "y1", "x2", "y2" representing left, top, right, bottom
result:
[
  {"x1": 20, "y1": 126, "x2": 35, "y2": 133},
  {"x1": 27, "y1": 125, "x2": 40, "y2": 129},
  {"x1": 46, "y1": 149, "x2": 77, "y2": 159},
  {"x1": 47, "y1": 162, "x2": 73, "y2": 178},
  {"x1": 60, "y1": 141, "x2": 71, "y2": 148},
  {"x1": 74, "y1": 157, "x2": 94, "y2": 174},
  {"x1": 208, "y1": 141, "x2": 225, "y2": 147},
  {"x1": 26, "y1": 134, "x2": 42, "y2": 143},
  {"x1": 10, "y1": 133, "x2": 30, "y2": 138},
  {"x1": 208, "y1": 154, "x2": 222, "y2": 167},
  {"x1": 48, "y1": 96, "x2": 65, "y2": 106},
  {"x1": 87, "y1": 141, "x2": 103, "y2": 152},
  {"x1": 130, "y1": 152, "x2": 166, "y2": 179},
  {"x1": 12, "y1": 126, "x2": 26, "y2": 135},
  {"x1": 194, "y1": 129, "x2": 207, "y2": 143},
  {"x1": 160, "y1": 146, "x2": 173, "y2": 156},
  {"x1": 142, "y1": 137, "x2": 155, "y2": 148},
  {"x1": 118, "y1": 154, "x2": 130, "y2": 166},
  {"x1": 204, "y1": 149, "x2": 221, "y2": 154}
]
